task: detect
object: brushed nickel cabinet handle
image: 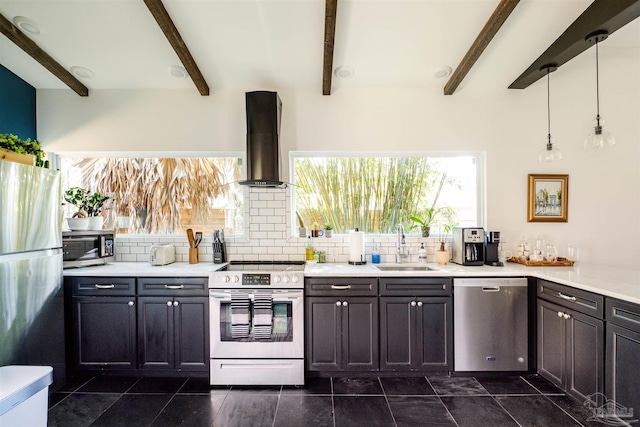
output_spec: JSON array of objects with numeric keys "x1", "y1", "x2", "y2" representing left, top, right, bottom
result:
[
  {"x1": 331, "y1": 285, "x2": 351, "y2": 290},
  {"x1": 558, "y1": 292, "x2": 577, "y2": 301},
  {"x1": 164, "y1": 284, "x2": 184, "y2": 289},
  {"x1": 95, "y1": 284, "x2": 115, "y2": 289}
]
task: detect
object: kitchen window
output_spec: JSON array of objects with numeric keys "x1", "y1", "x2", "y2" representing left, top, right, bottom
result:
[
  {"x1": 291, "y1": 152, "x2": 484, "y2": 235},
  {"x1": 58, "y1": 154, "x2": 244, "y2": 235}
]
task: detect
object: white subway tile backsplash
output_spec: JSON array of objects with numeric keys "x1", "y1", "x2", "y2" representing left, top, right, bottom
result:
[{"x1": 115, "y1": 186, "x2": 453, "y2": 265}]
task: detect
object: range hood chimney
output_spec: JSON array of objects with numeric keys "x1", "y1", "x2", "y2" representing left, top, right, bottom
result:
[{"x1": 239, "y1": 91, "x2": 285, "y2": 187}]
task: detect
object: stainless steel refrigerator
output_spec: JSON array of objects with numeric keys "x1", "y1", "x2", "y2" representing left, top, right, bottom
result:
[{"x1": 0, "y1": 160, "x2": 65, "y2": 388}]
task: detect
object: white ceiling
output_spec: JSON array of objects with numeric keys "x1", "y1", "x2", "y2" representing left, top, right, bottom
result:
[{"x1": 0, "y1": 0, "x2": 638, "y2": 95}]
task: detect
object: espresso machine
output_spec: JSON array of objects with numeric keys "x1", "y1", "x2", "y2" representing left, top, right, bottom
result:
[
  {"x1": 452, "y1": 227, "x2": 485, "y2": 266},
  {"x1": 485, "y1": 231, "x2": 502, "y2": 266}
]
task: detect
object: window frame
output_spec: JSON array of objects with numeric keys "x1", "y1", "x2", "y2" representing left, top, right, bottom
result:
[{"x1": 289, "y1": 150, "x2": 486, "y2": 236}]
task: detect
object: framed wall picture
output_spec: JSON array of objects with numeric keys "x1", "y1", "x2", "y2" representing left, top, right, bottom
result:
[{"x1": 527, "y1": 174, "x2": 568, "y2": 222}]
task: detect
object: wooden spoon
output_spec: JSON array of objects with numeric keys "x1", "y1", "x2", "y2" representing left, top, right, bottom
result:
[{"x1": 186, "y1": 228, "x2": 195, "y2": 248}]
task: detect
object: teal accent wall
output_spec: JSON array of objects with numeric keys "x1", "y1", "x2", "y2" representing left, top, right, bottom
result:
[{"x1": 0, "y1": 65, "x2": 37, "y2": 139}]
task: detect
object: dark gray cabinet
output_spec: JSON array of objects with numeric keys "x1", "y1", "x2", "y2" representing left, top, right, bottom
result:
[
  {"x1": 137, "y1": 296, "x2": 209, "y2": 372},
  {"x1": 537, "y1": 280, "x2": 604, "y2": 402},
  {"x1": 606, "y1": 298, "x2": 640, "y2": 416},
  {"x1": 379, "y1": 278, "x2": 452, "y2": 371},
  {"x1": 67, "y1": 277, "x2": 137, "y2": 371},
  {"x1": 67, "y1": 276, "x2": 208, "y2": 374},
  {"x1": 137, "y1": 278, "x2": 209, "y2": 372},
  {"x1": 305, "y1": 278, "x2": 378, "y2": 372}
]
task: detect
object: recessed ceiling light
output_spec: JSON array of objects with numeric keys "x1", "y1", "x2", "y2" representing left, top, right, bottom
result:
[
  {"x1": 70, "y1": 66, "x2": 95, "y2": 79},
  {"x1": 433, "y1": 66, "x2": 453, "y2": 79},
  {"x1": 13, "y1": 16, "x2": 40, "y2": 35},
  {"x1": 168, "y1": 65, "x2": 188, "y2": 79},
  {"x1": 334, "y1": 66, "x2": 355, "y2": 79}
]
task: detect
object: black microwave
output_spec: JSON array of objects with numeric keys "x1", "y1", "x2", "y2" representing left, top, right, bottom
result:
[{"x1": 63, "y1": 230, "x2": 115, "y2": 268}]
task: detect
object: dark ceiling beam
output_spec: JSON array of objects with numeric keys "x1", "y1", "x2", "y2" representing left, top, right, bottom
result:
[
  {"x1": 444, "y1": 0, "x2": 520, "y2": 95},
  {"x1": 0, "y1": 13, "x2": 88, "y2": 96},
  {"x1": 509, "y1": 0, "x2": 640, "y2": 89},
  {"x1": 322, "y1": 0, "x2": 338, "y2": 96},
  {"x1": 144, "y1": 0, "x2": 210, "y2": 96}
]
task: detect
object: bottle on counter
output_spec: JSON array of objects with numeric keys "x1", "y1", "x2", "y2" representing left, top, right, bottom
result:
[
  {"x1": 306, "y1": 236, "x2": 315, "y2": 261},
  {"x1": 418, "y1": 243, "x2": 427, "y2": 263},
  {"x1": 372, "y1": 244, "x2": 381, "y2": 264}
]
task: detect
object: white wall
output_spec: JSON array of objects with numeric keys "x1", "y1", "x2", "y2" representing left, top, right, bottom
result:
[{"x1": 38, "y1": 47, "x2": 640, "y2": 268}]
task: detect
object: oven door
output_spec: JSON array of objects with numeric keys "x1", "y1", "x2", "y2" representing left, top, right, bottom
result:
[{"x1": 209, "y1": 289, "x2": 304, "y2": 359}]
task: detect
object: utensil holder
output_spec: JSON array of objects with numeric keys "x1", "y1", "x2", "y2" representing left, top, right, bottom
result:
[{"x1": 189, "y1": 248, "x2": 199, "y2": 264}]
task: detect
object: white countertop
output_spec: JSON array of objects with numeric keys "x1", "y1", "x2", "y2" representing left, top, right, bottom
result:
[
  {"x1": 64, "y1": 261, "x2": 640, "y2": 305},
  {"x1": 63, "y1": 262, "x2": 227, "y2": 277},
  {"x1": 306, "y1": 262, "x2": 640, "y2": 304}
]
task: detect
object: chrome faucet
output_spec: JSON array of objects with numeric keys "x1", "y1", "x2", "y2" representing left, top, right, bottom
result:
[{"x1": 396, "y1": 224, "x2": 408, "y2": 263}]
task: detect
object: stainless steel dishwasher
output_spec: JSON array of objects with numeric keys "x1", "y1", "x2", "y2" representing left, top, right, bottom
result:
[{"x1": 454, "y1": 277, "x2": 528, "y2": 371}]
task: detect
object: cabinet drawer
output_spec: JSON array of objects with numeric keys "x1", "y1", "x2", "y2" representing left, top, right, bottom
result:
[
  {"x1": 537, "y1": 279, "x2": 603, "y2": 318},
  {"x1": 379, "y1": 277, "x2": 452, "y2": 296},
  {"x1": 305, "y1": 278, "x2": 378, "y2": 296},
  {"x1": 138, "y1": 277, "x2": 208, "y2": 296},
  {"x1": 606, "y1": 298, "x2": 640, "y2": 333},
  {"x1": 67, "y1": 277, "x2": 135, "y2": 296}
]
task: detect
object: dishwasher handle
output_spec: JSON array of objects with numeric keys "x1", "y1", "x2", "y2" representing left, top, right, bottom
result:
[{"x1": 482, "y1": 286, "x2": 500, "y2": 292}]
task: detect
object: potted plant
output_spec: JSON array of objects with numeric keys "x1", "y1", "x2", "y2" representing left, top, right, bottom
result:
[
  {"x1": 64, "y1": 187, "x2": 109, "y2": 230},
  {"x1": 410, "y1": 206, "x2": 454, "y2": 238},
  {"x1": 296, "y1": 212, "x2": 307, "y2": 237},
  {"x1": 86, "y1": 191, "x2": 109, "y2": 230},
  {"x1": 435, "y1": 224, "x2": 452, "y2": 265},
  {"x1": 0, "y1": 133, "x2": 48, "y2": 167},
  {"x1": 324, "y1": 222, "x2": 333, "y2": 238},
  {"x1": 63, "y1": 187, "x2": 90, "y2": 230}
]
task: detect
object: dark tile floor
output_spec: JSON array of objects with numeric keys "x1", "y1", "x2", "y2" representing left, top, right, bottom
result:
[{"x1": 47, "y1": 374, "x2": 599, "y2": 427}]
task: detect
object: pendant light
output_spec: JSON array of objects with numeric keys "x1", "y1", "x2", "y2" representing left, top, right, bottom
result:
[
  {"x1": 538, "y1": 64, "x2": 563, "y2": 163},
  {"x1": 584, "y1": 30, "x2": 615, "y2": 149}
]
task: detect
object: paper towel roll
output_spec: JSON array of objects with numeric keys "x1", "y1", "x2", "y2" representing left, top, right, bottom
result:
[{"x1": 349, "y1": 230, "x2": 366, "y2": 264}]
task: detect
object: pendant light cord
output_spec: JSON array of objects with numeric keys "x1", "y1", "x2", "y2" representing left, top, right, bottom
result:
[
  {"x1": 595, "y1": 38, "x2": 601, "y2": 120},
  {"x1": 547, "y1": 68, "x2": 551, "y2": 144}
]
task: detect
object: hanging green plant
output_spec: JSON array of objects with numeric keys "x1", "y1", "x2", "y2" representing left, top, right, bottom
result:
[{"x1": 0, "y1": 133, "x2": 48, "y2": 167}]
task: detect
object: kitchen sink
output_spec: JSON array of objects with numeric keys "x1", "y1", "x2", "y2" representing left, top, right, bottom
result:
[{"x1": 374, "y1": 265, "x2": 435, "y2": 271}]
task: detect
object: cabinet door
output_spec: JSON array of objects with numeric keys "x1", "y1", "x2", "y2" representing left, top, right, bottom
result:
[
  {"x1": 174, "y1": 297, "x2": 209, "y2": 371},
  {"x1": 71, "y1": 296, "x2": 136, "y2": 370},
  {"x1": 342, "y1": 297, "x2": 379, "y2": 371},
  {"x1": 606, "y1": 323, "x2": 640, "y2": 416},
  {"x1": 416, "y1": 297, "x2": 452, "y2": 370},
  {"x1": 537, "y1": 299, "x2": 566, "y2": 388},
  {"x1": 567, "y1": 310, "x2": 604, "y2": 401},
  {"x1": 138, "y1": 297, "x2": 174, "y2": 370},
  {"x1": 306, "y1": 297, "x2": 341, "y2": 371},
  {"x1": 380, "y1": 297, "x2": 414, "y2": 371}
]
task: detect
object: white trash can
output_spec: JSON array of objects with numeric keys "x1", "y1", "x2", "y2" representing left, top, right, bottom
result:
[{"x1": 0, "y1": 365, "x2": 53, "y2": 427}]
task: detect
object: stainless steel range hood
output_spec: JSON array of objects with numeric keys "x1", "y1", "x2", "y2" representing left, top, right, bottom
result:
[{"x1": 239, "y1": 91, "x2": 286, "y2": 187}]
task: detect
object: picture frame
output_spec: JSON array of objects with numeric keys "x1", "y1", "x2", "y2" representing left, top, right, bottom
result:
[{"x1": 527, "y1": 174, "x2": 568, "y2": 222}]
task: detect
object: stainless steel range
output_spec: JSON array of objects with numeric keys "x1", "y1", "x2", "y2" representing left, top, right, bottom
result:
[{"x1": 209, "y1": 261, "x2": 305, "y2": 386}]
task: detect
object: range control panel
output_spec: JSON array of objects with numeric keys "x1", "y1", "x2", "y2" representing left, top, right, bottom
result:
[{"x1": 209, "y1": 271, "x2": 303, "y2": 289}]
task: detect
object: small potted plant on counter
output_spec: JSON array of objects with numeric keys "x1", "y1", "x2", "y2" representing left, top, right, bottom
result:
[
  {"x1": 324, "y1": 222, "x2": 333, "y2": 238},
  {"x1": 435, "y1": 223, "x2": 452, "y2": 265}
]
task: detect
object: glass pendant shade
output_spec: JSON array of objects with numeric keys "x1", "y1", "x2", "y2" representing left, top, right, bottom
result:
[
  {"x1": 538, "y1": 136, "x2": 563, "y2": 162},
  {"x1": 584, "y1": 115, "x2": 615, "y2": 149}
]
